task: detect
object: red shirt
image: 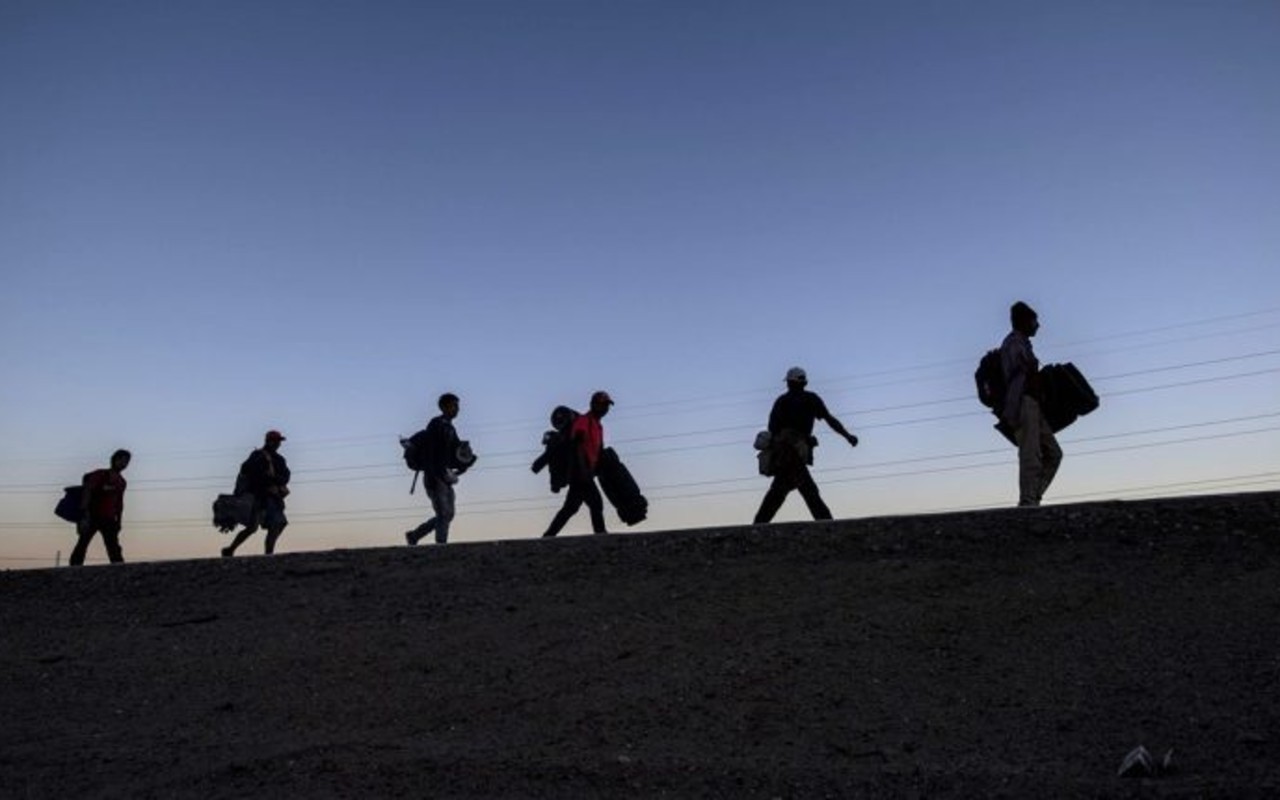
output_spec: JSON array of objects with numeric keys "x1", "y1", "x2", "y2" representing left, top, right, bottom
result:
[
  {"x1": 83, "y1": 469, "x2": 127, "y2": 521},
  {"x1": 570, "y1": 413, "x2": 605, "y2": 471}
]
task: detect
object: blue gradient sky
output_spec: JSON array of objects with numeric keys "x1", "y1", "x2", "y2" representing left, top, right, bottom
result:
[{"x1": 3, "y1": 1, "x2": 1278, "y2": 566}]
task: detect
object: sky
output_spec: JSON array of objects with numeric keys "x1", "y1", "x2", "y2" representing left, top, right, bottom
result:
[{"x1": 2, "y1": 0, "x2": 1278, "y2": 568}]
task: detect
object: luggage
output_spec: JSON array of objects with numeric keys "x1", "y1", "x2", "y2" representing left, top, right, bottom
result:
[
  {"x1": 54, "y1": 486, "x2": 83, "y2": 523},
  {"x1": 596, "y1": 447, "x2": 648, "y2": 526},
  {"x1": 532, "y1": 405, "x2": 580, "y2": 493},
  {"x1": 1040, "y1": 362, "x2": 1100, "y2": 433},
  {"x1": 212, "y1": 493, "x2": 256, "y2": 533}
]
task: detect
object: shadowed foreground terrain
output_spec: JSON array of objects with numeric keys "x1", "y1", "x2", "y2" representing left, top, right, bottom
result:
[{"x1": 2, "y1": 492, "x2": 1279, "y2": 799}]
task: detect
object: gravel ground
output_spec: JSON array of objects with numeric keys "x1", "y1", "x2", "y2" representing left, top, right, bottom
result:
[{"x1": 2, "y1": 491, "x2": 1279, "y2": 799}]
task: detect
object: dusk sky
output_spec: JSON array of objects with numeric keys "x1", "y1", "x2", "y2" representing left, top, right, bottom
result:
[{"x1": 3, "y1": 1, "x2": 1278, "y2": 567}]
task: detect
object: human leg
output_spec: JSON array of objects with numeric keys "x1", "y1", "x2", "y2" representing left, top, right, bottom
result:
[
  {"x1": 795, "y1": 467, "x2": 833, "y2": 520},
  {"x1": 543, "y1": 483, "x2": 585, "y2": 538},
  {"x1": 430, "y1": 484, "x2": 456, "y2": 544},
  {"x1": 223, "y1": 502, "x2": 262, "y2": 556},
  {"x1": 261, "y1": 498, "x2": 287, "y2": 554},
  {"x1": 69, "y1": 522, "x2": 96, "y2": 566},
  {"x1": 1016, "y1": 396, "x2": 1046, "y2": 506},
  {"x1": 582, "y1": 480, "x2": 606, "y2": 534},
  {"x1": 753, "y1": 476, "x2": 793, "y2": 524},
  {"x1": 1037, "y1": 427, "x2": 1063, "y2": 503},
  {"x1": 99, "y1": 522, "x2": 124, "y2": 563}
]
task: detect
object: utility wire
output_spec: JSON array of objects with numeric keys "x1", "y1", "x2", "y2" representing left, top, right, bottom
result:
[
  {"x1": 4, "y1": 417, "x2": 1277, "y2": 530},
  {"x1": 9, "y1": 358, "x2": 1276, "y2": 496},
  {"x1": 4, "y1": 306, "x2": 1276, "y2": 467}
]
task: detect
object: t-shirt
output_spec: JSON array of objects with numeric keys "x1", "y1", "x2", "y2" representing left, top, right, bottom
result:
[
  {"x1": 570, "y1": 413, "x2": 605, "y2": 471},
  {"x1": 83, "y1": 469, "x2": 127, "y2": 521},
  {"x1": 767, "y1": 389, "x2": 831, "y2": 438}
]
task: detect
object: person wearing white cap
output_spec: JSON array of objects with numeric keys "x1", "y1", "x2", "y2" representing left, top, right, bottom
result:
[
  {"x1": 222, "y1": 430, "x2": 291, "y2": 557},
  {"x1": 753, "y1": 368, "x2": 858, "y2": 524}
]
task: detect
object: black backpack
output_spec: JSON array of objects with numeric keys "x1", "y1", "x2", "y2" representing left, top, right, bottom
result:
[
  {"x1": 974, "y1": 349, "x2": 1006, "y2": 412},
  {"x1": 401, "y1": 429, "x2": 431, "y2": 472}
]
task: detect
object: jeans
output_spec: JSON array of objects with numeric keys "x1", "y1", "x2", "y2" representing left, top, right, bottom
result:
[{"x1": 409, "y1": 480, "x2": 456, "y2": 544}]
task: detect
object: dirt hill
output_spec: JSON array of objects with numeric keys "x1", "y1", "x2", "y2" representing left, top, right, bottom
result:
[{"x1": 2, "y1": 492, "x2": 1279, "y2": 799}]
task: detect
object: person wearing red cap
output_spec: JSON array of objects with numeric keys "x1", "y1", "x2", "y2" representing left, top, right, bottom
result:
[
  {"x1": 542, "y1": 391, "x2": 613, "y2": 537},
  {"x1": 222, "y1": 430, "x2": 292, "y2": 557}
]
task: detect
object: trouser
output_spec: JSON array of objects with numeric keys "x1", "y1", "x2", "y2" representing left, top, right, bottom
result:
[
  {"x1": 543, "y1": 478, "x2": 606, "y2": 537},
  {"x1": 408, "y1": 481, "x2": 456, "y2": 544},
  {"x1": 70, "y1": 519, "x2": 123, "y2": 566},
  {"x1": 224, "y1": 496, "x2": 288, "y2": 555},
  {"x1": 1016, "y1": 395, "x2": 1063, "y2": 506},
  {"x1": 753, "y1": 463, "x2": 833, "y2": 524}
]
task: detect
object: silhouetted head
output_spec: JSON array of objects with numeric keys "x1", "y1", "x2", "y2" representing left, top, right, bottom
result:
[
  {"x1": 438, "y1": 392, "x2": 460, "y2": 420},
  {"x1": 1011, "y1": 302, "x2": 1040, "y2": 337},
  {"x1": 109, "y1": 449, "x2": 131, "y2": 472},
  {"x1": 264, "y1": 430, "x2": 286, "y2": 452},
  {"x1": 785, "y1": 366, "x2": 808, "y2": 391},
  {"x1": 589, "y1": 390, "x2": 614, "y2": 418}
]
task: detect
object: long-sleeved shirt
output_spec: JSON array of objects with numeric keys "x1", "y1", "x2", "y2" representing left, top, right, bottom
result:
[
  {"x1": 421, "y1": 414, "x2": 462, "y2": 483},
  {"x1": 999, "y1": 330, "x2": 1039, "y2": 426}
]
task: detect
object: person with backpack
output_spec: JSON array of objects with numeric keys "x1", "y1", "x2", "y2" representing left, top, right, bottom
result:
[
  {"x1": 541, "y1": 391, "x2": 613, "y2": 538},
  {"x1": 221, "y1": 430, "x2": 291, "y2": 557},
  {"x1": 753, "y1": 368, "x2": 858, "y2": 525},
  {"x1": 1001, "y1": 301, "x2": 1063, "y2": 507},
  {"x1": 404, "y1": 393, "x2": 471, "y2": 546},
  {"x1": 69, "y1": 449, "x2": 131, "y2": 566}
]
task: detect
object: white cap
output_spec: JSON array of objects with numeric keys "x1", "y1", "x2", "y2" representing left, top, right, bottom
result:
[{"x1": 785, "y1": 367, "x2": 807, "y2": 383}]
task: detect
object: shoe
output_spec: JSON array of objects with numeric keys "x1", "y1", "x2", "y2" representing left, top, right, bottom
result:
[
  {"x1": 220, "y1": 547, "x2": 234, "y2": 558},
  {"x1": 404, "y1": 531, "x2": 416, "y2": 546}
]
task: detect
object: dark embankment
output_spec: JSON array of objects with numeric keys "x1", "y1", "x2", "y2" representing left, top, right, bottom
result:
[{"x1": 2, "y1": 492, "x2": 1279, "y2": 799}]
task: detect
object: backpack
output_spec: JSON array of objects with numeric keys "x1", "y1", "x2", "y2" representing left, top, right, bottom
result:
[
  {"x1": 401, "y1": 428, "x2": 431, "y2": 472},
  {"x1": 974, "y1": 349, "x2": 1006, "y2": 412}
]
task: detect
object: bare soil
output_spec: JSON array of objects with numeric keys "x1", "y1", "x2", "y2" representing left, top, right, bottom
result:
[{"x1": 2, "y1": 492, "x2": 1279, "y2": 799}]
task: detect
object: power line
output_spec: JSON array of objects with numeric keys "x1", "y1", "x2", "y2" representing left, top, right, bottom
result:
[
  {"x1": 2, "y1": 360, "x2": 1277, "y2": 497},
  {"x1": 3, "y1": 305, "x2": 1277, "y2": 468},
  {"x1": 5, "y1": 416, "x2": 1278, "y2": 530}
]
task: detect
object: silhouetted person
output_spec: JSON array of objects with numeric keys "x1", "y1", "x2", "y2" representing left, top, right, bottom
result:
[
  {"x1": 70, "y1": 449, "x2": 131, "y2": 566},
  {"x1": 222, "y1": 430, "x2": 291, "y2": 557},
  {"x1": 754, "y1": 368, "x2": 858, "y2": 524},
  {"x1": 542, "y1": 391, "x2": 613, "y2": 537},
  {"x1": 405, "y1": 393, "x2": 472, "y2": 546},
  {"x1": 1001, "y1": 301, "x2": 1062, "y2": 506}
]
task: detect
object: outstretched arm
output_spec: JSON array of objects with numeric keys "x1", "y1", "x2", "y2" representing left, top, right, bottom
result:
[{"x1": 825, "y1": 415, "x2": 859, "y2": 447}]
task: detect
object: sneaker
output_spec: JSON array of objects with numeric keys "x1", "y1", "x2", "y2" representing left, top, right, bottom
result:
[
  {"x1": 404, "y1": 531, "x2": 416, "y2": 546},
  {"x1": 220, "y1": 547, "x2": 234, "y2": 558}
]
